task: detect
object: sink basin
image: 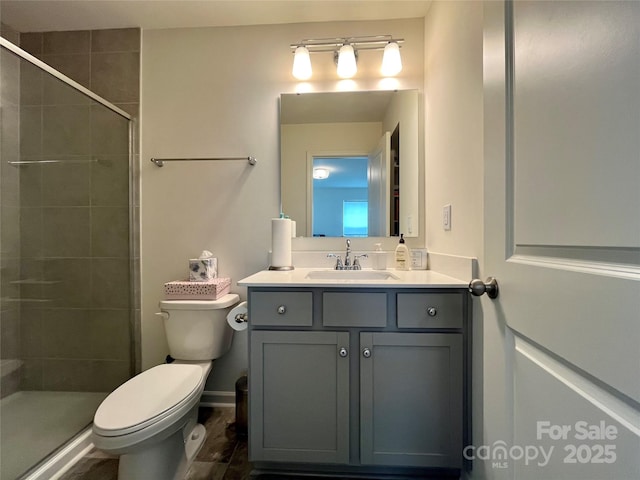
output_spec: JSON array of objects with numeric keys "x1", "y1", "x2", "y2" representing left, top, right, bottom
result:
[{"x1": 305, "y1": 270, "x2": 399, "y2": 281}]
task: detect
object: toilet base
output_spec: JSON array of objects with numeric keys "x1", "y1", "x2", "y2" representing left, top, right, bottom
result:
[{"x1": 117, "y1": 421, "x2": 206, "y2": 480}]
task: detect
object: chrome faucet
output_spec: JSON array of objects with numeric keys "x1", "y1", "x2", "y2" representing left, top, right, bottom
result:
[
  {"x1": 344, "y1": 239, "x2": 352, "y2": 268},
  {"x1": 327, "y1": 239, "x2": 367, "y2": 270}
]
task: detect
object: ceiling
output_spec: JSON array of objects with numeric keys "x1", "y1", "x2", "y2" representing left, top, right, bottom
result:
[{"x1": 0, "y1": 0, "x2": 431, "y2": 33}]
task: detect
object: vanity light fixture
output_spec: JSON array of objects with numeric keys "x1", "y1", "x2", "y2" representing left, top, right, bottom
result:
[
  {"x1": 290, "y1": 35, "x2": 404, "y2": 80},
  {"x1": 381, "y1": 42, "x2": 403, "y2": 76},
  {"x1": 313, "y1": 167, "x2": 330, "y2": 180},
  {"x1": 336, "y1": 44, "x2": 357, "y2": 78},
  {"x1": 292, "y1": 46, "x2": 312, "y2": 80}
]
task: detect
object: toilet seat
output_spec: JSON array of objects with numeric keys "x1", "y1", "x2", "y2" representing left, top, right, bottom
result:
[{"x1": 94, "y1": 363, "x2": 204, "y2": 437}]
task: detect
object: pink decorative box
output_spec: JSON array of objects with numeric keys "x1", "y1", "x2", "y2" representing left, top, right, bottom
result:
[{"x1": 164, "y1": 278, "x2": 231, "y2": 300}]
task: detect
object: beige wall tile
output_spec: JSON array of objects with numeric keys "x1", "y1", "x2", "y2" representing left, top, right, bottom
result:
[
  {"x1": 91, "y1": 206, "x2": 129, "y2": 257},
  {"x1": 41, "y1": 53, "x2": 91, "y2": 91},
  {"x1": 91, "y1": 258, "x2": 130, "y2": 309},
  {"x1": 43, "y1": 31, "x2": 90, "y2": 54},
  {"x1": 91, "y1": 104, "x2": 129, "y2": 155},
  {"x1": 42, "y1": 105, "x2": 91, "y2": 156},
  {"x1": 90, "y1": 52, "x2": 139, "y2": 103},
  {"x1": 91, "y1": 28, "x2": 140, "y2": 53},
  {"x1": 43, "y1": 258, "x2": 92, "y2": 308},
  {"x1": 41, "y1": 163, "x2": 91, "y2": 206},
  {"x1": 91, "y1": 155, "x2": 129, "y2": 207},
  {"x1": 42, "y1": 207, "x2": 90, "y2": 257}
]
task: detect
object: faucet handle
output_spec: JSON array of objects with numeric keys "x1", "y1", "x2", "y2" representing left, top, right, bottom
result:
[
  {"x1": 353, "y1": 254, "x2": 368, "y2": 270},
  {"x1": 327, "y1": 253, "x2": 343, "y2": 270}
]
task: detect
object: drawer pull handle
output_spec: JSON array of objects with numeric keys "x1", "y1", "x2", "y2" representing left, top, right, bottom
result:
[
  {"x1": 362, "y1": 348, "x2": 371, "y2": 358},
  {"x1": 339, "y1": 347, "x2": 348, "y2": 358},
  {"x1": 427, "y1": 307, "x2": 437, "y2": 317},
  {"x1": 277, "y1": 305, "x2": 286, "y2": 314}
]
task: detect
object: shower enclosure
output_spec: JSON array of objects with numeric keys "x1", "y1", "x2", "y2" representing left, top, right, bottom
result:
[{"x1": 0, "y1": 36, "x2": 135, "y2": 479}]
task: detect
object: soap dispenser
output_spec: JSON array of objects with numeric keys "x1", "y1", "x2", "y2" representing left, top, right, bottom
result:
[
  {"x1": 394, "y1": 234, "x2": 411, "y2": 270},
  {"x1": 372, "y1": 243, "x2": 386, "y2": 270}
]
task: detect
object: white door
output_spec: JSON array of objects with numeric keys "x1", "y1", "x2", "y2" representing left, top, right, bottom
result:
[
  {"x1": 368, "y1": 132, "x2": 391, "y2": 237},
  {"x1": 480, "y1": 1, "x2": 639, "y2": 478}
]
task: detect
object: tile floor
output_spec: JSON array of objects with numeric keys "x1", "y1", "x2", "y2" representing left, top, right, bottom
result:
[
  {"x1": 59, "y1": 406, "x2": 251, "y2": 480},
  {"x1": 59, "y1": 406, "x2": 460, "y2": 480}
]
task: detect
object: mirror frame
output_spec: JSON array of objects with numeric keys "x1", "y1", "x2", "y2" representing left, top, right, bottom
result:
[{"x1": 280, "y1": 89, "x2": 425, "y2": 251}]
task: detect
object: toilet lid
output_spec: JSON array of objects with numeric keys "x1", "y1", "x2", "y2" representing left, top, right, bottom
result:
[{"x1": 94, "y1": 364, "x2": 203, "y2": 435}]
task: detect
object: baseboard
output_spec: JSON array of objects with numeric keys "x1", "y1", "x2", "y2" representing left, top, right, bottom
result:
[
  {"x1": 200, "y1": 390, "x2": 235, "y2": 407},
  {"x1": 22, "y1": 428, "x2": 94, "y2": 480}
]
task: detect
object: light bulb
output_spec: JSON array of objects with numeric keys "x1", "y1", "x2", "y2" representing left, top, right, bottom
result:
[
  {"x1": 337, "y1": 44, "x2": 357, "y2": 79},
  {"x1": 292, "y1": 46, "x2": 312, "y2": 80},
  {"x1": 381, "y1": 42, "x2": 402, "y2": 77}
]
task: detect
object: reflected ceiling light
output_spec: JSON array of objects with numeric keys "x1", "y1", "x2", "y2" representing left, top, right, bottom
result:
[
  {"x1": 336, "y1": 44, "x2": 357, "y2": 78},
  {"x1": 313, "y1": 167, "x2": 330, "y2": 179},
  {"x1": 292, "y1": 46, "x2": 312, "y2": 80},
  {"x1": 381, "y1": 42, "x2": 402, "y2": 76},
  {"x1": 290, "y1": 35, "x2": 403, "y2": 80}
]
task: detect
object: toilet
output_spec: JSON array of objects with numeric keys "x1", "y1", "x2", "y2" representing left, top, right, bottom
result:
[{"x1": 92, "y1": 294, "x2": 239, "y2": 480}]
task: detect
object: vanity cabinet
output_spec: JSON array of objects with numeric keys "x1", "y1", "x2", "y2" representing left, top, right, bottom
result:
[
  {"x1": 247, "y1": 287, "x2": 469, "y2": 477},
  {"x1": 250, "y1": 330, "x2": 350, "y2": 464}
]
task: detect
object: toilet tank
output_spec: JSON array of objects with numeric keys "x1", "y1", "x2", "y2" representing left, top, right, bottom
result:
[{"x1": 159, "y1": 294, "x2": 239, "y2": 361}]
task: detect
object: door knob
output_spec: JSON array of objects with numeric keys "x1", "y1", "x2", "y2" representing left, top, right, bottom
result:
[{"x1": 468, "y1": 277, "x2": 499, "y2": 299}]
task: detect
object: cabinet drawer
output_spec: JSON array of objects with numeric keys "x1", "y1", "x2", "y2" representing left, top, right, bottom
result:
[
  {"x1": 250, "y1": 292, "x2": 312, "y2": 326},
  {"x1": 397, "y1": 293, "x2": 463, "y2": 329},
  {"x1": 323, "y1": 292, "x2": 387, "y2": 327}
]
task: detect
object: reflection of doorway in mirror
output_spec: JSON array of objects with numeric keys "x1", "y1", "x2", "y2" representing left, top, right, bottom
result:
[
  {"x1": 311, "y1": 156, "x2": 368, "y2": 237},
  {"x1": 390, "y1": 125, "x2": 400, "y2": 236}
]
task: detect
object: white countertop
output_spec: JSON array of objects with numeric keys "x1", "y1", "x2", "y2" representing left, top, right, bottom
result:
[{"x1": 237, "y1": 268, "x2": 467, "y2": 288}]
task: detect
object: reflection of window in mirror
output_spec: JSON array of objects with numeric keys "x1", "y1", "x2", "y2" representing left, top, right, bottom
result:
[
  {"x1": 312, "y1": 156, "x2": 368, "y2": 237},
  {"x1": 343, "y1": 201, "x2": 368, "y2": 237}
]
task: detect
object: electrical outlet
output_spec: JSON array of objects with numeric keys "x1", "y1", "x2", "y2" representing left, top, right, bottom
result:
[
  {"x1": 443, "y1": 204, "x2": 452, "y2": 231},
  {"x1": 410, "y1": 249, "x2": 428, "y2": 269}
]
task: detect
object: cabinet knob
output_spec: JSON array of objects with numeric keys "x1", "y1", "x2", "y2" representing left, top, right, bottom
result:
[
  {"x1": 362, "y1": 348, "x2": 371, "y2": 358},
  {"x1": 339, "y1": 347, "x2": 348, "y2": 358},
  {"x1": 427, "y1": 307, "x2": 437, "y2": 317},
  {"x1": 277, "y1": 305, "x2": 286, "y2": 314}
]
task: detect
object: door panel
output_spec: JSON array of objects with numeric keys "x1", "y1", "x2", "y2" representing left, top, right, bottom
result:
[{"x1": 483, "y1": 1, "x2": 639, "y2": 477}]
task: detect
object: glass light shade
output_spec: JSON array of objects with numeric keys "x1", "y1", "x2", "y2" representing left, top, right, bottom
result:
[
  {"x1": 381, "y1": 42, "x2": 402, "y2": 76},
  {"x1": 313, "y1": 167, "x2": 330, "y2": 179},
  {"x1": 292, "y1": 46, "x2": 312, "y2": 80},
  {"x1": 337, "y1": 45, "x2": 357, "y2": 79}
]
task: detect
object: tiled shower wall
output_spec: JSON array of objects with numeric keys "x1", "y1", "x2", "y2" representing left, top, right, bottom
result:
[{"x1": 12, "y1": 28, "x2": 140, "y2": 392}]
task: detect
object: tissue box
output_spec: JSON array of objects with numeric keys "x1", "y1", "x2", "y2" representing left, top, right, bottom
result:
[
  {"x1": 164, "y1": 278, "x2": 231, "y2": 300},
  {"x1": 189, "y1": 258, "x2": 217, "y2": 282}
]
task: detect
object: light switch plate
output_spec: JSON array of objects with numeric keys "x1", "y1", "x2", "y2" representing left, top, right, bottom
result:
[{"x1": 443, "y1": 204, "x2": 452, "y2": 231}]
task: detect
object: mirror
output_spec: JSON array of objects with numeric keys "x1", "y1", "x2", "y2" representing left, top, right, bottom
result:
[{"x1": 280, "y1": 90, "x2": 420, "y2": 238}]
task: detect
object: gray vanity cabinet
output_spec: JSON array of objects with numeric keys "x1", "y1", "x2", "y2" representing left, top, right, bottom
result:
[
  {"x1": 360, "y1": 332, "x2": 463, "y2": 468},
  {"x1": 249, "y1": 330, "x2": 350, "y2": 464},
  {"x1": 248, "y1": 287, "x2": 468, "y2": 476}
]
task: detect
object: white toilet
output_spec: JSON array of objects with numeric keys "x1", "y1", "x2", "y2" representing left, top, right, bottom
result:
[{"x1": 92, "y1": 294, "x2": 239, "y2": 480}]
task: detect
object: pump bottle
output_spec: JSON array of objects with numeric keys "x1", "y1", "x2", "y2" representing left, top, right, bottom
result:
[{"x1": 394, "y1": 234, "x2": 410, "y2": 270}]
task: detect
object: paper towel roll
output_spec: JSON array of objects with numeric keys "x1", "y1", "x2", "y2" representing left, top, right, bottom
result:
[
  {"x1": 227, "y1": 301, "x2": 248, "y2": 331},
  {"x1": 270, "y1": 218, "x2": 293, "y2": 269}
]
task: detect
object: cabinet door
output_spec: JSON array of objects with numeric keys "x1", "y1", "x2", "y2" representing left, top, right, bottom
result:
[
  {"x1": 250, "y1": 330, "x2": 350, "y2": 464},
  {"x1": 360, "y1": 332, "x2": 463, "y2": 468}
]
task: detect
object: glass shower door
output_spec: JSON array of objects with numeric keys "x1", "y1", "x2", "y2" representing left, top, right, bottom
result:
[{"x1": 0, "y1": 38, "x2": 133, "y2": 479}]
